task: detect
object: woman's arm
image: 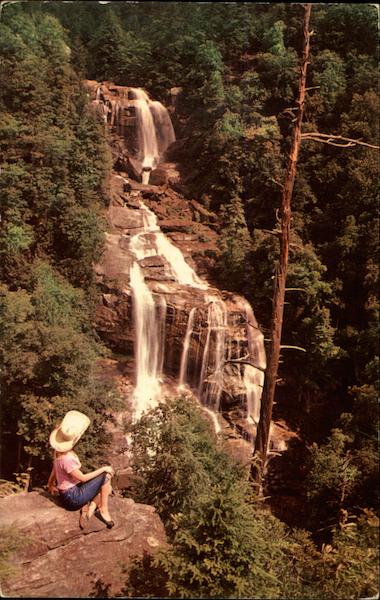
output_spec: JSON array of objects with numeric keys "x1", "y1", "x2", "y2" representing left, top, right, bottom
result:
[
  {"x1": 70, "y1": 465, "x2": 114, "y2": 483},
  {"x1": 47, "y1": 465, "x2": 58, "y2": 495}
]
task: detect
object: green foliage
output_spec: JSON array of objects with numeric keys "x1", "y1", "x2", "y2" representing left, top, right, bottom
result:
[
  {"x1": 157, "y1": 490, "x2": 285, "y2": 599},
  {"x1": 0, "y1": 5, "x2": 116, "y2": 480},
  {"x1": 0, "y1": 261, "x2": 122, "y2": 469},
  {"x1": 0, "y1": 6, "x2": 110, "y2": 288},
  {"x1": 216, "y1": 196, "x2": 252, "y2": 291},
  {"x1": 87, "y1": 10, "x2": 151, "y2": 86},
  {"x1": 312, "y1": 50, "x2": 347, "y2": 113},
  {"x1": 126, "y1": 398, "x2": 285, "y2": 598},
  {"x1": 279, "y1": 514, "x2": 379, "y2": 600},
  {"x1": 129, "y1": 397, "x2": 236, "y2": 532},
  {"x1": 307, "y1": 429, "x2": 360, "y2": 508},
  {"x1": 127, "y1": 399, "x2": 379, "y2": 599}
]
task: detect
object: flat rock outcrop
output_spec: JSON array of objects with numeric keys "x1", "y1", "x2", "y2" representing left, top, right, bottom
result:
[{"x1": 1, "y1": 491, "x2": 166, "y2": 598}]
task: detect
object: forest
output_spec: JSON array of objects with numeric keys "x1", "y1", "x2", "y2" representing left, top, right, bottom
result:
[{"x1": 0, "y1": 2, "x2": 378, "y2": 598}]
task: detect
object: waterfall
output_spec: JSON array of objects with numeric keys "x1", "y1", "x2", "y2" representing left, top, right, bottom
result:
[
  {"x1": 138, "y1": 202, "x2": 207, "y2": 289},
  {"x1": 130, "y1": 262, "x2": 161, "y2": 419},
  {"x1": 129, "y1": 88, "x2": 175, "y2": 182},
  {"x1": 149, "y1": 100, "x2": 176, "y2": 155},
  {"x1": 179, "y1": 307, "x2": 197, "y2": 386},
  {"x1": 129, "y1": 200, "x2": 208, "y2": 419},
  {"x1": 129, "y1": 202, "x2": 266, "y2": 426},
  {"x1": 96, "y1": 82, "x2": 267, "y2": 431},
  {"x1": 156, "y1": 294, "x2": 167, "y2": 376},
  {"x1": 243, "y1": 303, "x2": 266, "y2": 424},
  {"x1": 130, "y1": 88, "x2": 159, "y2": 172},
  {"x1": 94, "y1": 83, "x2": 175, "y2": 183},
  {"x1": 198, "y1": 299, "x2": 227, "y2": 411}
]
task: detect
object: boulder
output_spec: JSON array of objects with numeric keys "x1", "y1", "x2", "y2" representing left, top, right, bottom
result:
[
  {"x1": 1, "y1": 491, "x2": 167, "y2": 598},
  {"x1": 108, "y1": 206, "x2": 144, "y2": 231},
  {"x1": 149, "y1": 166, "x2": 169, "y2": 186},
  {"x1": 125, "y1": 156, "x2": 142, "y2": 181}
]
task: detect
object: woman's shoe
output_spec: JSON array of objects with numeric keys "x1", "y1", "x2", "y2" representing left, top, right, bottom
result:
[{"x1": 94, "y1": 508, "x2": 115, "y2": 529}]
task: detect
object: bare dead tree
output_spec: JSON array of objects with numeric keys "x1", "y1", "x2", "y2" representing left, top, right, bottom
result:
[
  {"x1": 250, "y1": 5, "x2": 379, "y2": 490},
  {"x1": 251, "y1": 3, "x2": 313, "y2": 486}
]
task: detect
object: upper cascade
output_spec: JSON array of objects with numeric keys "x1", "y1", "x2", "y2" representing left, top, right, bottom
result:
[{"x1": 89, "y1": 81, "x2": 175, "y2": 184}]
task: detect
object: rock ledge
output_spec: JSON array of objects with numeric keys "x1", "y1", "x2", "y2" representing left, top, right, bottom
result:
[{"x1": 1, "y1": 491, "x2": 166, "y2": 598}]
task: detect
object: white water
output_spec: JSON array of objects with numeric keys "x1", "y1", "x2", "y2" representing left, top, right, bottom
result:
[
  {"x1": 137, "y1": 203, "x2": 208, "y2": 289},
  {"x1": 130, "y1": 88, "x2": 159, "y2": 171},
  {"x1": 129, "y1": 200, "x2": 208, "y2": 419},
  {"x1": 149, "y1": 100, "x2": 176, "y2": 155},
  {"x1": 130, "y1": 262, "x2": 161, "y2": 419},
  {"x1": 156, "y1": 294, "x2": 167, "y2": 376},
  {"x1": 243, "y1": 303, "x2": 266, "y2": 424},
  {"x1": 198, "y1": 299, "x2": 227, "y2": 411},
  {"x1": 95, "y1": 84, "x2": 175, "y2": 183},
  {"x1": 98, "y1": 83, "x2": 266, "y2": 431},
  {"x1": 202, "y1": 406, "x2": 221, "y2": 434},
  {"x1": 179, "y1": 307, "x2": 197, "y2": 386},
  {"x1": 129, "y1": 88, "x2": 176, "y2": 180}
]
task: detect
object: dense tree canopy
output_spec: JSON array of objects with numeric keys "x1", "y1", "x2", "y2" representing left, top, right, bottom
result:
[{"x1": 0, "y1": 5, "x2": 117, "y2": 479}]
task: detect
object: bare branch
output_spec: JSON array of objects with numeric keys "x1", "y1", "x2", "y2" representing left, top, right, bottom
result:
[
  {"x1": 225, "y1": 359, "x2": 266, "y2": 373},
  {"x1": 262, "y1": 228, "x2": 281, "y2": 237},
  {"x1": 301, "y1": 132, "x2": 379, "y2": 150},
  {"x1": 246, "y1": 320, "x2": 262, "y2": 331},
  {"x1": 280, "y1": 345, "x2": 307, "y2": 352},
  {"x1": 269, "y1": 177, "x2": 284, "y2": 189}
]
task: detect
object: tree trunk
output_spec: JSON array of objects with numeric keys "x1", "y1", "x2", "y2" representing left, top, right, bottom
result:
[{"x1": 251, "y1": 4, "x2": 312, "y2": 486}]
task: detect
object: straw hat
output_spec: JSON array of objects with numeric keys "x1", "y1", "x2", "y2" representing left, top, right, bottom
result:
[{"x1": 49, "y1": 410, "x2": 90, "y2": 452}]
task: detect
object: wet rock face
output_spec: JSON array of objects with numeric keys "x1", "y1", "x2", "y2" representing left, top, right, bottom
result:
[
  {"x1": 1, "y1": 491, "x2": 167, "y2": 598},
  {"x1": 87, "y1": 78, "x2": 265, "y2": 428},
  {"x1": 94, "y1": 177, "x2": 265, "y2": 419}
]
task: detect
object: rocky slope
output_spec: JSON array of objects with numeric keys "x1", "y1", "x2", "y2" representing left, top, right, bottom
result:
[
  {"x1": 87, "y1": 79, "x2": 267, "y2": 438},
  {"x1": 1, "y1": 491, "x2": 166, "y2": 598},
  {"x1": 85, "y1": 79, "x2": 300, "y2": 467}
]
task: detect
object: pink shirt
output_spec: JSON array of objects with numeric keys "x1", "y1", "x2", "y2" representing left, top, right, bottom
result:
[{"x1": 54, "y1": 452, "x2": 81, "y2": 491}]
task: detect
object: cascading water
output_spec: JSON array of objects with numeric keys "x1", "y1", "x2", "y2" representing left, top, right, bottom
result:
[
  {"x1": 129, "y1": 88, "x2": 159, "y2": 174},
  {"x1": 94, "y1": 83, "x2": 176, "y2": 184},
  {"x1": 130, "y1": 262, "x2": 162, "y2": 419},
  {"x1": 128, "y1": 200, "x2": 208, "y2": 419},
  {"x1": 137, "y1": 202, "x2": 207, "y2": 289},
  {"x1": 243, "y1": 302, "x2": 266, "y2": 425},
  {"x1": 94, "y1": 81, "x2": 267, "y2": 431},
  {"x1": 129, "y1": 88, "x2": 176, "y2": 183},
  {"x1": 179, "y1": 307, "x2": 197, "y2": 387},
  {"x1": 149, "y1": 100, "x2": 176, "y2": 155},
  {"x1": 129, "y1": 204, "x2": 266, "y2": 428},
  {"x1": 198, "y1": 299, "x2": 227, "y2": 412}
]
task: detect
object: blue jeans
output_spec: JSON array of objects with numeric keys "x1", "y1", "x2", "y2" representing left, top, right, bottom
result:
[{"x1": 59, "y1": 473, "x2": 107, "y2": 511}]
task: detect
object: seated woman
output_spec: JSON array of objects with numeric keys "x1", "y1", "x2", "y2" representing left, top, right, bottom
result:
[{"x1": 47, "y1": 410, "x2": 115, "y2": 529}]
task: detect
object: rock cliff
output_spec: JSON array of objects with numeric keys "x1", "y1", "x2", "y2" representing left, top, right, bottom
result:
[
  {"x1": 94, "y1": 169, "x2": 265, "y2": 434},
  {"x1": 86, "y1": 79, "x2": 266, "y2": 437},
  {"x1": 1, "y1": 491, "x2": 166, "y2": 598}
]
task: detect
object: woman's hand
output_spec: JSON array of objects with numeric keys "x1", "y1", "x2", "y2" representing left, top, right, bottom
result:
[
  {"x1": 48, "y1": 482, "x2": 58, "y2": 495},
  {"x1": 103, "y1": 465, "x2": 115, "y2": 476}
]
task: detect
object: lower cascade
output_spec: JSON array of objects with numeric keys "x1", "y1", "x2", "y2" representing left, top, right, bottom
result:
[
  {"x1": 126, "y1": 199, "x2": 266, "y2": 430},
  {"x1": 89, "y1": 80, "x2": 266, "y2": 436}
]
